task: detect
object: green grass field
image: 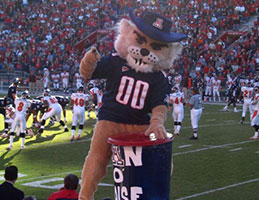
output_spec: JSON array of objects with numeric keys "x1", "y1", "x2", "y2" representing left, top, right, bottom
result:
[{"x1": 1, "y1": 103, "x2": 259, "y2": 200}]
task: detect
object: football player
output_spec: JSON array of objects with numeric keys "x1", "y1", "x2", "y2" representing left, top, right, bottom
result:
[
  {"x1": 38, "y1": 89, "x2": 68, "y2": 134},
  {"x1": 70, "y1": 85, "x2": 89, "y2": 141},
  {"x1": 204, "y1": 73, "x2": 213, "y2": 101},
  {"x1": 61, "y1": 69, "x2": 69, "y2": 94},
  {"x1": 212, "y1": 75, "x2": 221, "y2": 102},
  {"x1": 223, "y1": 82, "x2": 239, "y2": 112},
  {"x1": 239, "y1": 82, "x2": 254, "y2": 124},
  {"x1": 75, "y1": 70, "x2": 84, "y2": 89},
  {"x1": 226, "y1": 74, "x2": 234, "y2": 101},
  {"x1": 88, "y1": 83, "x2": 103, "y2": 117},
  {"x1": 6, "y1": 90, "x2": 31, "y2": 150},
  {"x1": 55, "y1": 95, "x2": 69, "y2": 122},
  {"x1": 173, "y1": 72, "x2": 182, "y2": 88},
  {"x1": 43, "y1": 68, "x2": 49, "y2": 89},
  {"x1": 26, "y1": 99, "x2": 46, "y2": 127},
  {"x1": 51, "y1": 70, "x2": 60, "y2": 92},
  {"x1": 249, "y1": 86, "x2": 259, "y2": 140},
  {"x1": 7, "y1": 78, "x2": 20, "y2": 105},
  {"x1": 2, "y1": 104, "x2": 34, "y2": 138},
  {"x1": 34, "y1": 94, "x2": 69, "y2": 123},
  {"x1": 168, "y1": 86, "x2": 185, "y2": 136},
  {"x1": 0, "y1": 97, "x2": 13, "y2": 136}
]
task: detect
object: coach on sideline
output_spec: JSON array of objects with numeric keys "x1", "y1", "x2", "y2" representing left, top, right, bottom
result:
[
  {"x1": 0, "y1": 165, "x2": 25, "y2": 200},
  {"x1": 187, "y1": 87, "x2": 203, "y2": 140}
]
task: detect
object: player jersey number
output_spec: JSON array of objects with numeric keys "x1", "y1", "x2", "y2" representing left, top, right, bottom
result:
[
  {"x1": 49, "y1": 98, "x2": 57, "y2": 104},
  {"x1": 17, "y1": 102, "x2": 24, "y2": 112},
  {"x1": 75, "y1": 98, "x2": 84, "y2": 107},
  {"x1": 243, "y1": 90, "x2": 252, "y2": 98},
  {"x1": 116, "y1": 76, "x2": 149, "y2": 109},
  {"x1": 175, "y1": 97, "x2": 184, "y2": 104}
]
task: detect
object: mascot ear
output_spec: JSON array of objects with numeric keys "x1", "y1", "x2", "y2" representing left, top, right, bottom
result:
[
  {"x1": 114, "y1": 19, "x2": 135, "y2": 58},
  {"x1": 118, "y1": 18, "x2": 134, "y2": 35}
]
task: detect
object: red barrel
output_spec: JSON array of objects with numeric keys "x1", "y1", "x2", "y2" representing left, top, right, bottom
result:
[{"x1": 108, "y1": 133, "x2": 174, "y2": 200}]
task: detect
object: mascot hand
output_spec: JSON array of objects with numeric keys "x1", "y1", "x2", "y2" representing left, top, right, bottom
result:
[
  {"x1": 144, "y1": 120, "x2": 167, "y2": 139},
  {"x1": 144, "y1": 105, "x2": 168, "y2": 139},
  {"x1": 80, "y1": 47, "x2": 100, "y2": 79}
]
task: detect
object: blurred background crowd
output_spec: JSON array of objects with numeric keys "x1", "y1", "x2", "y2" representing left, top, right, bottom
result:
[{"x1": 0, "y1": 0, "x2": 258, "y2": 99}]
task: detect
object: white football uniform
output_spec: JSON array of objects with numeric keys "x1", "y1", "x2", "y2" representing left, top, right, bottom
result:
[
  {"x1": 51, "y1": 73, "x2": 60, "y2": 90},
  {"x1": 241, "y1": 86, "x2": 254, "y2": 121},
  {"x1": 41, "y1": 96, "x2": 62, "y2": 121},
  {"x1": 43, "y1": 70, "x2": 49, "y2": 89},
  {"x1": 71, "y1": 92, "x2": 89, "y2": 126},
  {"x1": 250, "y1": 91, "x2": 259, "y2": 127},
  {"x1": 90, "y1": 87, "x2": 103, "y2": 111},
  {"x1": 39, "y1": 95, "x2": 68, "y2": 134},
  {"x1": 212, "y1": 79, "x2": 221, "y2": 102},
  {"x1": 7, "y1": 97, "x2": 31, "y2": 149},
  {"x1": 169, "y1": 91, "x2": 184, "y2": 135},
  {"x1": 250, "y1": 92, "x2": 259, "y2": 139},
  {"x1": 205, "y1": 76, "x2": 213, "y2": 101},
  {"x1": 10, "y1": 98, "x2": 31, "y2": 134},
  {"x1": 61, "y1": 71, "x2": 69, "y2": 92},
  {"x1": 5, "y1": 105, "x2": 20, "y2": 135},
  {"x1": 75, "y1": 72, "x2": 84, "y2": 89}
]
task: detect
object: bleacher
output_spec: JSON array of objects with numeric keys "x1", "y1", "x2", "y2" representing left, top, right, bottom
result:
[{"x1": 0, "y1": 70, "x2": 29, "y2": 94}]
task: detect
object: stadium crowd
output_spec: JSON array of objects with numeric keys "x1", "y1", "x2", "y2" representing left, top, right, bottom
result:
[{"x1": 0, "y1": 0, "x2": 258, "y2": 93}]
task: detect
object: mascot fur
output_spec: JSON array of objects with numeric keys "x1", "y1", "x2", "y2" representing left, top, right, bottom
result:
[{"x1": 79, "y1": 10, "x2": 186, "y2": 200}]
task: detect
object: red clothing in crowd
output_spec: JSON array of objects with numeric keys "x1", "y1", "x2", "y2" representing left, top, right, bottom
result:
[{"x1": 48, "y1": 187, "x2": 78, "y2": 200}]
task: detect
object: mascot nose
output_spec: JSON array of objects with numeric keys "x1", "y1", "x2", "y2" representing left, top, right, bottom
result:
[{"x1": 140, "y1": 48, "x2": 150, "y2": 56}]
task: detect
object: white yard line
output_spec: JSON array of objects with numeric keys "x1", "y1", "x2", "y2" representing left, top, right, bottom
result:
[
  {"x1": 206, "y1": 119, "x2": 216, "y2": 121},
  {"x1": 180, "y1": 122, "x2": 237, "y2": 130},
  {"x1": 173, "y1": 140, "x2": 253, "y2": 156},
  {"x1": 176, "y1": 178, "x2": 259, "y2": 200},
  {"x1": 229, "y1": 148, "x2": 243, "y2": 152},
  {"x1": 16, "y1": 170, "x2": 83, "y2": 183},
  {"x1": 178, "y1": 144, "x2": 192, "y2": 149}
]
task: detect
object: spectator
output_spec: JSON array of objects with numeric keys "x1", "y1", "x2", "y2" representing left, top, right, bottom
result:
[
  {"x1": 47, "y1": 174, "x2": 79, "y2": 200},
  {"x1": 0, "y1": 165, "x2": 25, "y2": 200}
]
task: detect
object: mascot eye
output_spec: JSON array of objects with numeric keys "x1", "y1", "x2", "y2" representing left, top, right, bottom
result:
[
  {"x1": 151, "y1": 44, "x2": 162, "y2": 51},
  {"x1": 136, "y1": 37, "x2": 145, "y2": 45},
  {"x1": 150, "y1": 43, "x2": 168, "y2": 51},
  {"x1": 134, "y1": 31, "x2": 146, "y2": 45}
]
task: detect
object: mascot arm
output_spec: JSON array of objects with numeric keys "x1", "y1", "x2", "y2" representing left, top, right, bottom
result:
[
  {"x1": 80, "y1": 47, "x2": 100, "y2": 79},
  {"x1": 144, "y1": 105, "x2": 168, "y2": 139}
]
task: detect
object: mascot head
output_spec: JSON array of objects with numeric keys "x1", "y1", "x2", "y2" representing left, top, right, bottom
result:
[{"x1": 114, "y1": 10, "x2": 187, "y2": 73}]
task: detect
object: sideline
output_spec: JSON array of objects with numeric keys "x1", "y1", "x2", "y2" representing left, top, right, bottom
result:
[{"x1": 175, "y1": 178, "x2": 259, "y2": 200}]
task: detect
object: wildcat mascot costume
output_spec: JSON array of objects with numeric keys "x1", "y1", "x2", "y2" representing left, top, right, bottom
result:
[{"x1": 79, "y1": 9, "x2": 186, "y2": 200}]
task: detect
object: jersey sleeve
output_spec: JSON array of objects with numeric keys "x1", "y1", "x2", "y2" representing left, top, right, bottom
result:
[
  {"x1": 71, "y1": 93, "x2": 76, "y2": 101},
  {"x1": 91, "y1": 54, "x2": 121, "y2": 79},
  {"x1": 189, "y1": 96, "x2": 195, "y2": 105}
]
